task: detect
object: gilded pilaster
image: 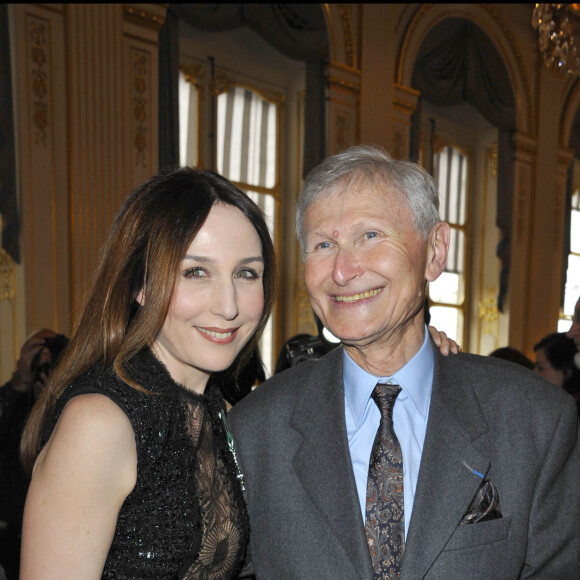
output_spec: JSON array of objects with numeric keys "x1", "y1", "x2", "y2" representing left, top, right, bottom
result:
[
  {"x1": 507, "y1": 131, "x2": 537, "y2": 350},
  {"x1": 10, "y1": 3, "x2": 69, "y2": 341},
  {"x1": 325, "y1": 61, "x2": 360, "y2": 155},
  {"x1": 392, "y1": 84, "x2": 420, "y2": 160}
]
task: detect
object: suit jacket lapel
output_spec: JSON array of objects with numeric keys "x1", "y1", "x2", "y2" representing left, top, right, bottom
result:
[
  {"x1": 290, "y1": 347, "x2": 374, "y2": 580},
  {"x1": 402, "y1": 349, "x2": 491, "y2": 580}
]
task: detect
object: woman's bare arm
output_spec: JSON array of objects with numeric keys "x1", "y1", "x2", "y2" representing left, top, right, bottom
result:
[{"x1": 20, "y1": 393, "x2": 137, "y2": 580}]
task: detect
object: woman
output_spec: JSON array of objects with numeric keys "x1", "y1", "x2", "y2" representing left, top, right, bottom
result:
[
  {"x1": 19, "y1": 166, "x2": 457, "y2": 579},
  {"x1": 20, "y1": 167, "x2": 277, "y2": 579}
]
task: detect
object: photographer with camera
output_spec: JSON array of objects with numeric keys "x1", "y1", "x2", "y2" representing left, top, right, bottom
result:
[{"x1": 0, "y1": 329, "x2": 68, "y2": 580}]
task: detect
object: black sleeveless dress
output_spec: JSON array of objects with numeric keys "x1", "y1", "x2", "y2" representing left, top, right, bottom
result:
[{"x1": 43, "y1": 348, "x2": 249, "y2": 579}]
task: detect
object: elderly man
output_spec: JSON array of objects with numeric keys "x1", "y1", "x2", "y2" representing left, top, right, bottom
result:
[{"x1": 228, "y1": 145, "x2": 580, "y2": 579}]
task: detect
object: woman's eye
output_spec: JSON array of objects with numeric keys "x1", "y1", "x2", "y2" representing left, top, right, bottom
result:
[
  {"x1": 364, "y1": 231, "x2": 379, "y2": 240},
  {"x1": 235, "y1": 268, "x2": 260, "y2": 280},
  {"x1": 184, "y1": 267, "x2": 207, "y2": 279},
  {"x1": 316, "y1": 241, "x2": 332, "y2": 250}
]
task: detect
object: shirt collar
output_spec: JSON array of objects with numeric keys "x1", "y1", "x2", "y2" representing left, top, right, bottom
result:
[{"x1": 343, "y1": 327, "x2": 434, "y2": 427}]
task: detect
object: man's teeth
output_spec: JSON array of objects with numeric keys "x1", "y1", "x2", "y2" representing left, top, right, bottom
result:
[
  {"x1": 197, "y1": 328, "x2": 233, "y2": 339},
  {"x1": 335, "y1": 289, "x2": 381, "y2": 303}
]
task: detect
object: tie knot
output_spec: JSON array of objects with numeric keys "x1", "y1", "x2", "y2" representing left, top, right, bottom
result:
[{"x1": 371, "y1": 383, "x2": 401, "y2": 418}]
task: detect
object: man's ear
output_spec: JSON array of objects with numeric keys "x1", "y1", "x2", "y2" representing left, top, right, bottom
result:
[
  {"x1": 425, "y1": 222, "x2": 450, "y2": 282},
  {"x1": 136, "y1": 287, "x2": 145, "y2": 306}
]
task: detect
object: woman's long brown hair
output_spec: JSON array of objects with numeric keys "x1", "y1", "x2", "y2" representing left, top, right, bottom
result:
[{"x1": 21, "y1": 167, "x2": 277, "y2": 474}]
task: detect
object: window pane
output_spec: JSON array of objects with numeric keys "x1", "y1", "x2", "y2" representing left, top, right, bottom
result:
[
  {"x1": 428, "y1": 306, "x2": 463, "y2": 343},
  {"x1": 570, "y1": 209, "x2": 580, "y2": 253},
  {"x1": 428, "y1": 271, "x2": 464, "y2": 305},
  {"x1": 563, "y1": 253, "x2": 580, "y2": 316},
  {"x1": 217, "y1": 86, "x2": 277, "y2": 189},
  {"x1": 246, "y1": 190, "x2": 276, "y2": 376},
  {"x1": 434, "y1": 146, "x2": 468, "y2": 226},
  {"x1": 178, "y1": 71, "x2": 199, "y2": 167}
]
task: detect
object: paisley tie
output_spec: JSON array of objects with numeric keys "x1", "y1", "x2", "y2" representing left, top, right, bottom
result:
[{"x1": 365, "y1": 383, "x2": 405, "y2": 579}]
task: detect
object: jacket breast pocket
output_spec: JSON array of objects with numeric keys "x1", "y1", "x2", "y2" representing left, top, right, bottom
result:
[{"x1": 443, "y1": 517, "x2": 512, "y2": 551}]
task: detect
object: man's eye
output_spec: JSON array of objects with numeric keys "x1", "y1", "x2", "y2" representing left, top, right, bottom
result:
[
  {"x1": 316, "y1": 242, "x2": 331, "y2": 250},
  {"x1": 364, "y1": 231, "x2": 379, "y2": 240}
]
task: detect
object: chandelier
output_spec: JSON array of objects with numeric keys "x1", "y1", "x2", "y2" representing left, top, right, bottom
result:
[{"x1": 532, "y1": 4, "x2": 580, "y2": 75}]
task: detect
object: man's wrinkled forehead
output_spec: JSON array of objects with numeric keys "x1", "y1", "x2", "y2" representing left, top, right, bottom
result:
[{"x1": 316, "y1": 170, "x2": 404, "y2": 205}]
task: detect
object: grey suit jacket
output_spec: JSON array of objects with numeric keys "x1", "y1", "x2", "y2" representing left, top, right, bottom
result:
[{"x1": 228, "y1": 345, "x2": 580, "y2": 579}]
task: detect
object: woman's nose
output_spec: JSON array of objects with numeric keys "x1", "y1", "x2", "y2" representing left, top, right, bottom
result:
[{"x1": 210, "y1": 280, "x2": 239, "y2": 320}]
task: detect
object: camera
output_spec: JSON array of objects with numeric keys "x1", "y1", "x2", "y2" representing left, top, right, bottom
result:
[
  {"x1": 284, "y1": 335, "x2": 334, "y2": 368},
  {"x1": 31, "y1": 334, "x2": 69, "y2": 382}
]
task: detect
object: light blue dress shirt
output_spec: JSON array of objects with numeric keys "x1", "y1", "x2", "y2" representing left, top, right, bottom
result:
[{"x1": 343, "y1": 327, "x2": 434, "y2": 538}]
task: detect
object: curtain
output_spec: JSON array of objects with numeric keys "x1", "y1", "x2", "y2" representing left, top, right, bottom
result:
[
  {"x1": 158, "y1": 7, "x2": 180, "y2": 170},
  {"x1": 160, "y1": 3, "x2": 329, "y2": 175},
  {"x1": 411, "y1": 18, "x2": 516, "y2": 311},
  {"x1": 0, "y1": 4, "x2": 19, "y2": 263}
]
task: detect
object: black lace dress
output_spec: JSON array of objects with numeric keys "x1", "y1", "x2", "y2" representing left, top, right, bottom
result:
[{"x1": 42, "y1": 348, "x2": 250, "y2": 579}]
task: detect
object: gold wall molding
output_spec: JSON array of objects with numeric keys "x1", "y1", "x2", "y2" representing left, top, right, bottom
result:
[
  {"x1": 0, "y1": 248, "x2": 15, "y2": 304},
  {"x1": 555, "y1": 147, "x2": 574, "y2": 250},
  {"x1": 210, "y1": 70, "x2": 285, "y2": 106},
  {"x1": 478, "y1": 286, "x2": 499, "y2": 336},
  {"x1": 210, "y1": 70, "x2": 231, "y2": 96},
  {"x1": 396, "y1": 4, "x2": 432, "y2": 84},
  {"x1": 133, "y1": 49, "x2": 149, "y2": 167},
  {"x1": 326, "y1": 74, "x2": 360, "y2": 94},
  {"x1": 181, "y1": 63, "x2": 205, "y2": 87},
  {"x1": 337, "y1": 4, "x2": 355, "y2": 68},
  {"x1": 28, "y1": 16, "x2": 49, "y2": 147},
  {"x1": 488, "y1": 142, "x2": 499, "y2": 178},
  {"x1": 123, "y1": 5, "x2": 165, "y2": 31},
  {"x1": 480, "y1": 3, "x2": 534, "y2": 135},
  {"x1": 515, "y1": 166, "x2": 528, "y2": 243}
]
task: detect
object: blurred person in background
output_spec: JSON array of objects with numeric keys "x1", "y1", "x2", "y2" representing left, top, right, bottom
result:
[{"x1": 0, "y1": 329, "x2": 68, "y2": 580}]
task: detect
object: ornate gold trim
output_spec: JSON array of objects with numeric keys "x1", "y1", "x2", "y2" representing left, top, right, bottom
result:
[
  {"x1": 326, "y1": 75, "x2": 360, "y2": 94},
  {"x1": 123, "y1": 5, "x2": 165, "y2": 31},
  {"x1": 480, "y1": 3, "x2": 534, "y2": 134},
  {"x1": 132, "y1": 50, "x2": 149, "y2": 167},
  {"x1": 181, "y1": 63, "x2": 205, "y2": 88},
  {"x1": 478, "y1": 286, "x2": 499, "y2": 335},
  {"x1": 210, "y1": 71, "x2": 232, "y2": 96},
  {"x1": 28, "y1": 16, "x2": 49, "y2": 147},
  {"x1": 396, "y1": 4, "x2": 432, "y2": 84},
  {"x1": 337, "y1": 4, "x2": 355, "y2": 68},
  {"x1": 211, "y1": 71, "x2": 285, "y2": 106},
  {"x1": 0, "y1": 247, "x2": 15, "y2": 304},
  {"x1": 515, "y1": 166, "x2": 528, "y2": 242}
]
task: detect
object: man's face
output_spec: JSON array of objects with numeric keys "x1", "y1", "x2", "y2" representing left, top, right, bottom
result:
[
  {"x1": 302, "y1": 181, "x2": 448, "y2": 364},
  {"x1": 566, "y1": 297, "x2": 580, "y2": 351}
]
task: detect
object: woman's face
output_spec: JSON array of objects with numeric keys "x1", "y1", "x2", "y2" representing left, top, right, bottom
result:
[
  {"x1": 534, "y1": 347, "x2": 566, "y2": 387},
  {"x1": 151, "y1": 203, "x2": 265, "y2": 393}
]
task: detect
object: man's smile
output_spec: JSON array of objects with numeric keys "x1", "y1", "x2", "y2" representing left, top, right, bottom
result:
[{"x1": 334, "y1": 288, "x2": 382, "y2": 303}]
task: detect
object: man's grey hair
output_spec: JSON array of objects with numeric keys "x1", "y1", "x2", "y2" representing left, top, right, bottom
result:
[{"x1": 295, "y1": 144, "x2": 441, "y2": 249}]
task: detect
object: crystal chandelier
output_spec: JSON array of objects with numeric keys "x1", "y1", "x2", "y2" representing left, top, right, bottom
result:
[{"x1": 532, "y1": 4, "x2": 580, "y2": 75}]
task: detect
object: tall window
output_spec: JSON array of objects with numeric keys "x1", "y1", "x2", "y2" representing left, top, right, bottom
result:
[
  {"x1": 179, "y1": 67, "x2": 284, "y2": 375},
  {"x1": 428, "y1": 145, "x2": 469, "y2": 342},
  {"x1": 216, "y1": 83, "x2": 281, "y2": 372},
  {"x1": 559, "y1": 187, "x2": 580, "y2": 331}
]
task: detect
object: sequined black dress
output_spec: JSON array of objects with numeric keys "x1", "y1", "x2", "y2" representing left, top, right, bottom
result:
[{"x1": 42, "y1": 348, "x2": 249, "y2": 579}]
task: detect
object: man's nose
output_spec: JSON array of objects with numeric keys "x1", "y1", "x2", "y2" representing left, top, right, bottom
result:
[
  {"x1": 332, "y1": 247, "x2": 363, "y2": 286},
  {"x1": 210, "y1": 280, "x2": 239, "y2": 320}
]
